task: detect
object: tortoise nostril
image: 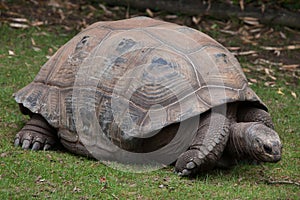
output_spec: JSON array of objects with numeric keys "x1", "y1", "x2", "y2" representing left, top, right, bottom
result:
[{"x1": 263, "y1": 144, "x2": 273, "y2": 154}]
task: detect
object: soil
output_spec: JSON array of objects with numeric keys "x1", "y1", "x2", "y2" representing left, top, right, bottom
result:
[{"x1": 1, "y1": 0, "x2": 299, "y2": 86}]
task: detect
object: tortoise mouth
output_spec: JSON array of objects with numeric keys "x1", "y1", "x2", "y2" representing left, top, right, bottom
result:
[
  {"x1": 260, "y1": 154, "x2": 281, "y2": 163},
  {"x1": 257, "y1": 146, "x2": 282, "y2": 162}
]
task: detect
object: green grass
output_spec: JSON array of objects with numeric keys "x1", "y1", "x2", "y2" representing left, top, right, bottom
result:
[{"x1": 0, "y1": 24, "x2": 299, "y2": 199}]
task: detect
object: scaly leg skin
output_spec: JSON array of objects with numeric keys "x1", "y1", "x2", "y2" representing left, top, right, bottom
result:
[
  {"x1": 14, "y1": 114, "x2": 58, "y2": 150},
  {"x1": 175, "y1": 112, "x2": 230, "y2": 176},
  {"x1": 58, "y1": 129, "x2": 92, "y2": 157},
  {"x1": 237, "y1": 106, "x2": 274, "y2": 129}
]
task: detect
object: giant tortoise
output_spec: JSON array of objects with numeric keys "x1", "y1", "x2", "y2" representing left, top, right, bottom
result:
[{"x1": 14, "y1": 17, "x2": 282, "y2": 176}]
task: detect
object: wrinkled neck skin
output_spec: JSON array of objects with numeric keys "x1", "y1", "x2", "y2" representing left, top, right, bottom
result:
[{"x1": 226, "y1": 123, "x2": 257, "y2": 161}]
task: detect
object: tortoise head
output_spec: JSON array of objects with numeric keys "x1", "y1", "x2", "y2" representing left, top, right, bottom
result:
[{"x1": 246, "y1": 123, "x2": 282, "y2": 163}]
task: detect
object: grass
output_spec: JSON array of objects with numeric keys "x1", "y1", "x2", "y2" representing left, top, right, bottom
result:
[{"x1": 0, "y1": 24, "x2": 299, "y2": 199}]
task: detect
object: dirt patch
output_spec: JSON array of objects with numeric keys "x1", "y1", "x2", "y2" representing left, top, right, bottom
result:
[{"x1": 1, "y1": 0, "x2": 299, "y2": 86}]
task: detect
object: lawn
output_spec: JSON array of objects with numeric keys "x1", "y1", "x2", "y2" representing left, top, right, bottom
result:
[{"x1": 0, "y1": 20, "x2": 299, "y2": 199}]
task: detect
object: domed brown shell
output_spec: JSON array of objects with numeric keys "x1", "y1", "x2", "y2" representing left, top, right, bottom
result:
[{"x1": 14, "y1": 17, "x2": 265, "y2": 150}]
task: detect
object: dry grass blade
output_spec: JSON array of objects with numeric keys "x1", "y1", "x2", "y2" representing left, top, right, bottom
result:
[
  {"x1": 280, "y1": 64, "x2": 299, "y2": 71},
  {"x1": 265, "y1": 179, "x2": 300, "y2": 186},
  {"x1": 9, "y1": 23, "x2": 29, "y2": 28},
  {"x1": 146, "y1": 8, "x2": 154, "y2": 17},
  {"x1": 261, "y1": 44, "x2": 300, "y2": 51},
  {"x1": 232, "y1": 50, "x2": 257, "y2": 56}
]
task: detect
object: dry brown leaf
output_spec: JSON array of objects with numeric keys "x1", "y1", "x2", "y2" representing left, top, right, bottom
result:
[
  {"x1": 73, "y1": 186, "x2": 81, "y2": 192},
  {"x1": 243, "y1": 68, "x2": 251, "y2": 73},
  {"x1": 233, "y1": 50, "x2": 257, "y2": 56},
  {"x1": 239, "y1": 0, "x2": 244, "y2": 11},
  {"x1": 254, "y1": 32, "x2": 261, "y2": 39},
  {"x1": 274, "y1": 50, "x2": 281, "y2": 56},
  {"x1": 146, "y1": 8, "x2": 154, "y2": 17},
  {"x1": 240, "y1": 36, "x2": 258, "y2": 45},
  {"x1": 99, "y1": 3, "x2": 113, "y2": 16},
  {"x1": 249, "y1": 78, "x2": 257, "y2": 83},
  {"x1": 220, "y1": 29, "x2": 237, "y2": 35},
  {"x1": 47, "y1": 0, "x2": 62, "y2": 7},
  {"x1": 261, "y1": 44, "x2": 300, "y2": 51},
  {"x1": 58, "y1": 8, "x2": 65, "y2": 20},
  {"x1": 9, "y1": 23, "x2": 29, "y2": 28},
  {"x1": 10, "y1": 18, "x2": 28, "y2": 23},
  {"x1": 31, "y1": 21, "x2": 44, "y2": 26},
  {"x1": 264, "y1": 68, "x2": 277, "y2": 80},
  {"x1": 256, "y1": 58, "x2": 282, "y2": 66},
  {"x1": 240, "y1": 17, "x2": 260, "y2": 26},
  {"x1": 291, "y1": 91, "x2": 297, "y2": 98},
  {"x1": 8, "y1": 50, "x2": 15, "y2": 56},
  {"x1": 279, "y1": 31, "x2": 287, "y2": 39},
  {"x1": 32, "y1": 46, "x2": 41, "y2": 52},
  {"x1": 31, "y1": 38, "x2": 36, "y2": 46},
  {"x1": 165, "y1": 15, "x2": 178, "y2": 19},
  {"x1": 249, "y1": 28, "x2": 262, "y2": 33},
  {"x1": 264, "y1": 81, "x2": 276, "y2": 87},
  {"x1": 227, "y1": 47, "x2": 241, "y2": 51},
  {"x1": 277, "y1": 88, "x2": 284, "y2": 95},
  {"x1": 192, "y1": 16, "x2": 201, "y2": 24},
  {"x1": 280, "y1": 64, "x2": 299, "y2": 71}
]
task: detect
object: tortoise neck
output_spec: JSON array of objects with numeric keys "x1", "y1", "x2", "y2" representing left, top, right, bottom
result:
[{"x1": 227, "y1": 123, "x2": 256, "y2": 159}]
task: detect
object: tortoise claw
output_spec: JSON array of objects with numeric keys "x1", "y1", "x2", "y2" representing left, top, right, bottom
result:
[
  {"x1": 32, "y1": 142, "x2": 41, "y2": 150},
  {"x1": 181, "y1": 169, "x2": 192, "y2": 176},
  {"x1": 14, "y1": 138, "x2": 20, "y2": 147},
  {"x1": 43, "y1": 143, "x2": 51, "y2": 151},
  {"x1": 22, "y1": 139, "x2": 31, "y2": 149}
]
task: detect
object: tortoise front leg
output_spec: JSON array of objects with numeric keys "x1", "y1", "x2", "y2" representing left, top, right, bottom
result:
[
  {"x1": 14, "y1": 114, "x2": 58, "y2": 150},
  {"x1": 175, "y1": 112, "x2": 230, "y2": 176}
]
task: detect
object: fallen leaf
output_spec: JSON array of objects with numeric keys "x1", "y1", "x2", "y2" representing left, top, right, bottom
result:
[
  {"x1": 165, "y1": 15, "x2": 178, "y2": 19},
  {"x1": 220, "y1": 29, "x2": 237, "y2": 35},
  {"x1": 31, "y1": 38, "x2": 36, "y2": 46},
  {"x1": 8, "y1": 50, "x2": 15, "y2": 56},
  {"x1": 10, "y1": 18, "x2": 28, "y2": 23},
  {"x1": 239, "y1": 0, "x2": 244, "y2": 11},
  {"x1": 291, "y1": 92, "x2": 297, "y2": 98},
  {"x1": 31, "y1": 21, "x2": 45, "y2": 26},
  {"x1": 227, "y1": 47, "x2": 241, "y2": 51},
  {"x1": 32, "y1": 46, "x2": 41, "y2": 52},
  {"x1": 233, "y1": 50, "x2": 257, "y2": 56},
  {"x1": 0, "y1": 152, "x2": 9, "y2": 157},
  {"x1": 9, "y1": 23, "x2": 29, "y2": 29},
  {"x1": 146, "y1": 8, "x2": 154, "y2": 17},
  {"x1": 249, "y1": 78, "x2": 257, "y2": 83},
  {"x1": 280, "y1": 64, "x2": 299, "y2": 71},
  {"x1": 277, "y1": 88, "x2": 284, "y2": 95},
  {"x1": 279, "y1": 31, "x2": 287, "y2": 39},
  {"x1": 261, "y1": 44, "x2": 300, "y2": 51},
  {"x1": 265, "y1": 68, "x2": 277, "y2": 80},
  {"x1": 192, "y1": 16, "x2": 201, "y2": 24},
  {"x1": 240, "y1": 17, "x2": 260, "y2": 26},
  {"x1": 264, "y1": 81, "x2": 276, "y2": 87},
  {"x1": 73, "y1": 186, "x2": 81, "y2": 192}
]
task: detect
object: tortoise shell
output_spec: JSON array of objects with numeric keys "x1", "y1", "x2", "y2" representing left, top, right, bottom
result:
[{"x1": 14, "y1": 17, "x2": 265, "y2": 156}]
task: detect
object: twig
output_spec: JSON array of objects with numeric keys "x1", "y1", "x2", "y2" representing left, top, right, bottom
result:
[{"x1": 265, "y1": 179, "x2": 300, "y2": 186}]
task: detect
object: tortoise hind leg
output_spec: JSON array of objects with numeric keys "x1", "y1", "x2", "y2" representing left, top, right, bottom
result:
[
  {"x1": 58, "y1": 129, "x2": 92, "y2": 157},
  {"x1": 175, "y1": 112, "x2": 230, "y2": 176},
  {"x1": 15, "y1": 114, "x2": 58, "y2": 150}
]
